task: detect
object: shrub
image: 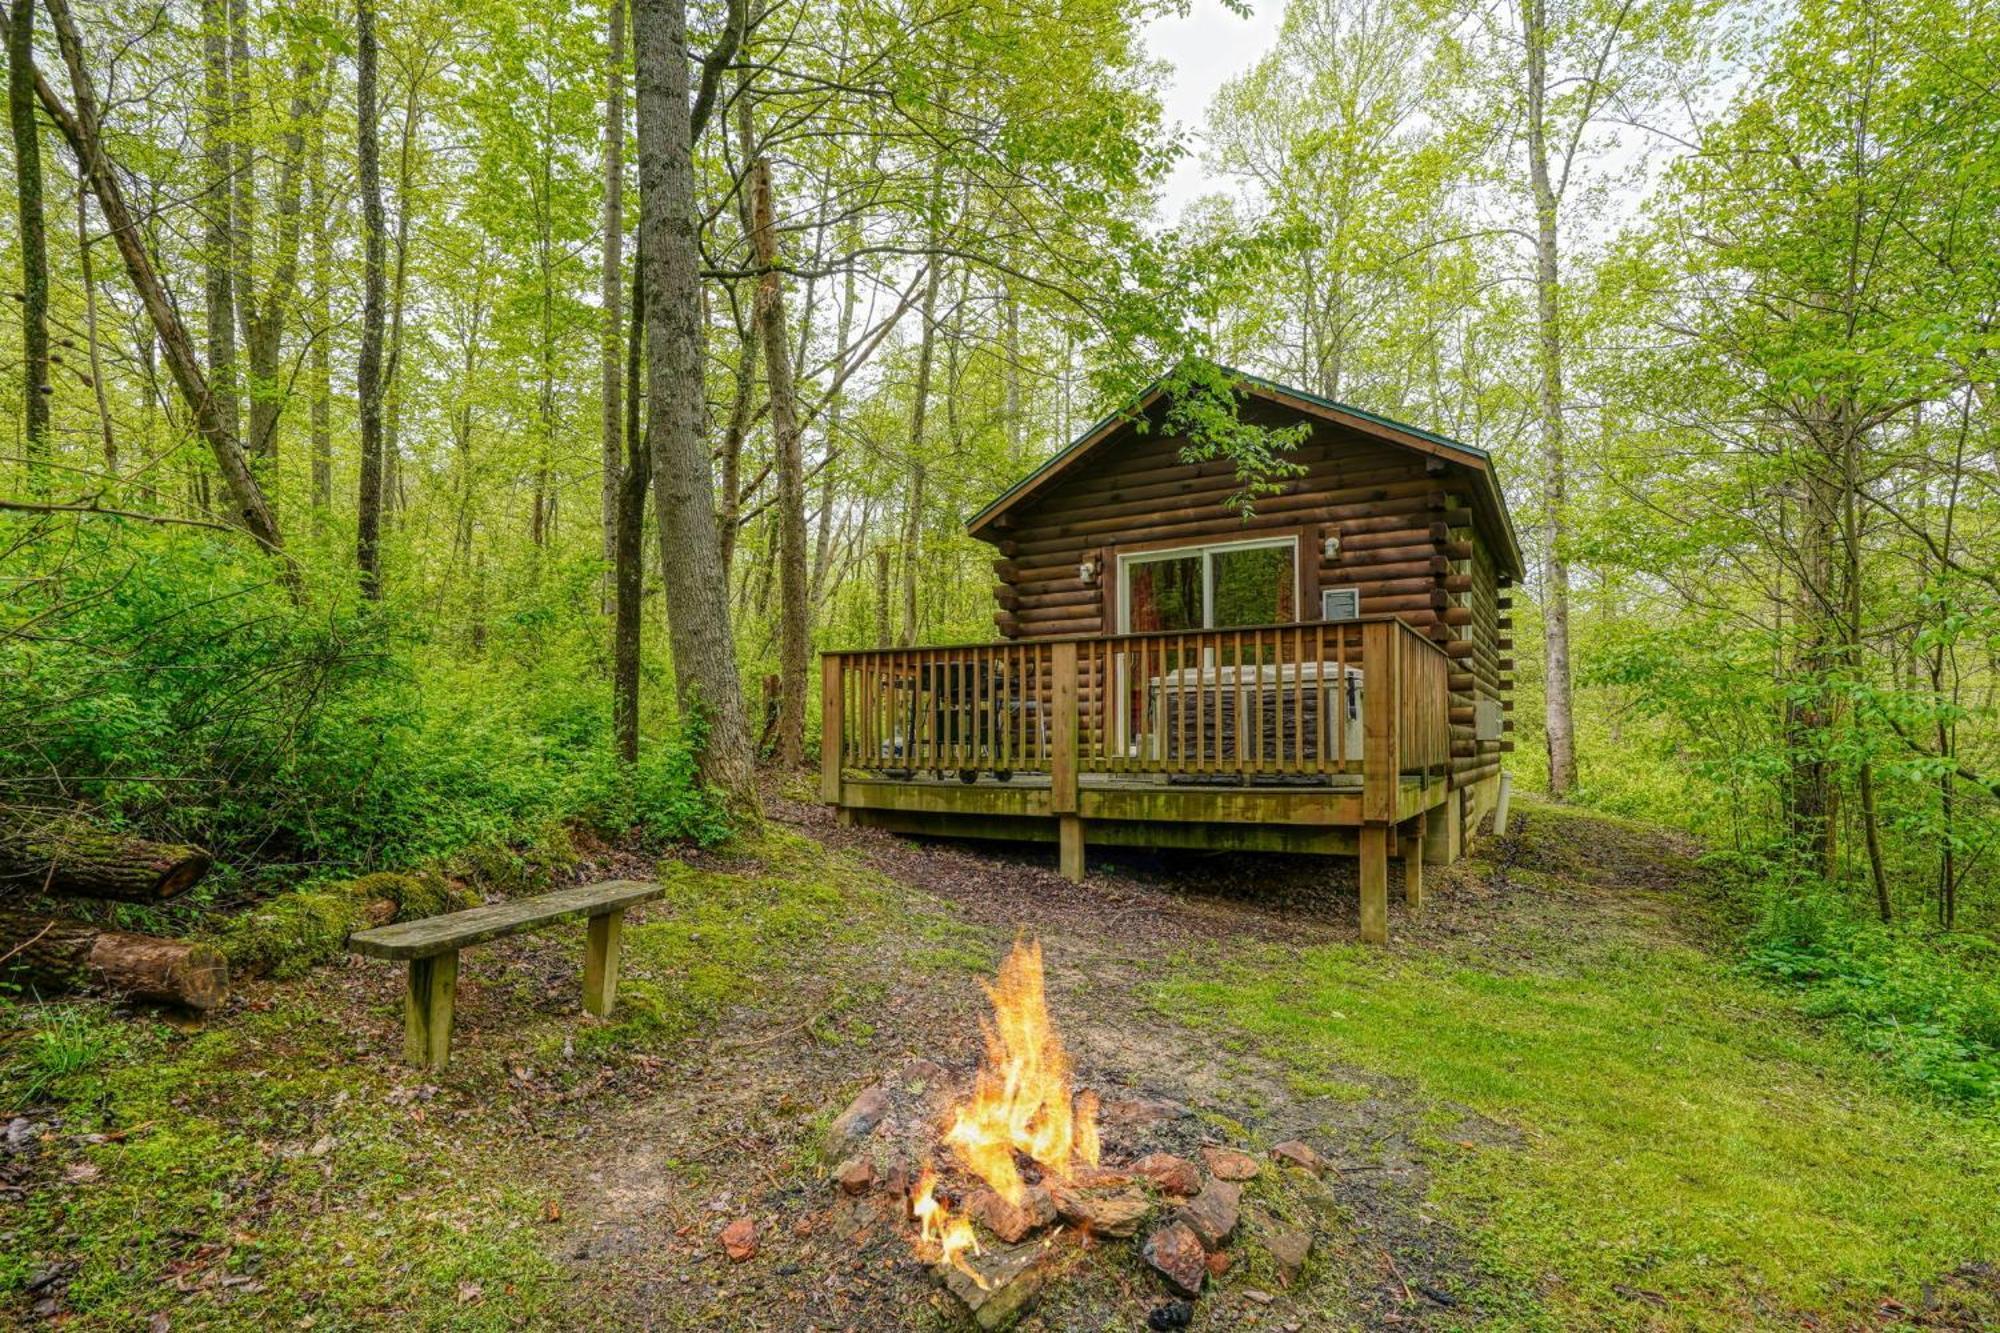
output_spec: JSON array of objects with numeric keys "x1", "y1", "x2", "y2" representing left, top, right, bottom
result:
[
  {"x1": 0, "y1": 520, "x2": 732, "y2": 886},
  {"x1": 1745, "y1": 880, "x2": 2000, "y2": 1107}
]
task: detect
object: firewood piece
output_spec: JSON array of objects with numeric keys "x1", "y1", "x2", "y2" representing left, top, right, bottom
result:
[
  {"x1": 0, "y1": 909, "x2": 227, "y2": 1010},
  {"x1": 0, "y1": 824, "x2": 212, "y2": 901}
]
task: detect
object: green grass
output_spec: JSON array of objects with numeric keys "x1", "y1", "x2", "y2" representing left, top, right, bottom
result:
[
  {"x1": 0, "y1": 826, "x2": 907, "y2": 1329},
  {"x1": 1152, "y1": 809, "x2": 2000, "y2": 1330}
]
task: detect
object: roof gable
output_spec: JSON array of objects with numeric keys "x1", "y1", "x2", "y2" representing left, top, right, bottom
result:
[{"x1": 966, "y1": 369, "x2": 1524, "y2": 579}]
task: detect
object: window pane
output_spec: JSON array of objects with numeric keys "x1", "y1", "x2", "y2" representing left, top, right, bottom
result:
[
  {"x1": 1126, "y1": 554, "x2": 1202, "y2": 631},
  {"x1": 1210, "y1": 545, "x2": 1295, "y2": 628}
]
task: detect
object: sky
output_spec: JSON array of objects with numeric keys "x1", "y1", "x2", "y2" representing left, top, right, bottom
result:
[{"x1": 1143, "y1": 0, "x2": 1287, "y2": 220}]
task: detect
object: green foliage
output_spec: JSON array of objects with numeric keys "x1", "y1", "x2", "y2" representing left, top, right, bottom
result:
[
  {"x1": 1745, "y1": 885, "x2": 2000, "y2": 1105},
  {"x1": 6, "y1": 1006, "x2": 125, "y2": 1104},
  {"x1": 0, "y1": 522, "x2": 728, "y2": 889}
]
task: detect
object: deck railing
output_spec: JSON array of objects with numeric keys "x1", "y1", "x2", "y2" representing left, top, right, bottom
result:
[{"x1": 820, "y1": 616, "x2": 1451, "y2": 823}]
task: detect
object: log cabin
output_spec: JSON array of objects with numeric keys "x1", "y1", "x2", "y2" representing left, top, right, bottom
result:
[{"x1": 819, "y1": 369, "x2": 1522, "y2": 942}]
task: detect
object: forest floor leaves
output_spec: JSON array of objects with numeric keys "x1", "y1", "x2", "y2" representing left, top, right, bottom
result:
[{"x1": 3, "y1": 787, "x2": 1997, "y2": 1330}]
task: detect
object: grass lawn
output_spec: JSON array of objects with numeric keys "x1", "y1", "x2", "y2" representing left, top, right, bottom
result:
[{"x1": 1153, "y1": 804, "x2": 2000, "y2": 1329}]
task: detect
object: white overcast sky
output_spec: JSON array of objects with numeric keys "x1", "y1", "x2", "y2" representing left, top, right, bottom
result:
[{"x1": 1144, "y1": 0, "x2": 1287, "y2": 220}]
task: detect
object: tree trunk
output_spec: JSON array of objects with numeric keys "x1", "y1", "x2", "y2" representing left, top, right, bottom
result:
[
  {"x1": 0, "y1": 820, "x2": 211, "y2": 904},
  {"x1": 715, "y1": 313, "x2": 758, "y2": 576},
  {"x1": 8, "y1": 0, "x2": 49, "y2": 493},
  {"x1": 740, "y1": 109, "x2": 809, "y2": 769},
  {"x1": 76, "y1": 185, "x2": 116, "y2": 470},
  {"x1": 601, "y1": 0, "x2": 626, "y2": 612},
  {"x1": 613, "y1": 246, "x2": 647, "y2": 764},
  {"x1": 308, "y1": 90, "x2": 333, "y2": 514},
  {"x1": 200, "y1": 0, "x2": 240, "y2": 453},
  {"x1": 244, "y1": 64, "x2": 312, "y2": 475},
  {"x1": 382, "y1": 80, "x2": 420, "y2": 525},
  {"x1": 355, "y1": 0, "x2": 387, "y2": 598},
  {"x1": 1522, "y1": 0, "x2": 1577, "y2": 799},
  {"x1": 1784, "y1": 459, "x2": 1840, "y2": 874},
  {"x1": 0, "y1": 825, "x2": 212, "y2": 900},
  {"x1": 874, "y1": 546, "x2": 891, "y2": 648},
  {"x1": 28, "y1": 0, "x2": 286, "y2": 561},
  {"x1": 900, "y1": 260, "x2": 943, "y2": 646},
  {"x1": 633, "y1": 0, "x2": 758, "y2": 816},
  {"x1": 0, "y1": 911, "x2": 228, "y2": 1010},
  {"x1": 1003, "y1": 281, "x2": 1023, "y2": 466}
]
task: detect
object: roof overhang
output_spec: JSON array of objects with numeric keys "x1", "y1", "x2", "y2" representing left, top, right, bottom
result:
[{"x1": 966, "y1": 369, "x2": 1525, "y2": 580}]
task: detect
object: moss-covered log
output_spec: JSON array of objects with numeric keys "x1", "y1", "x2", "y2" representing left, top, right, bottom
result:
[
  {"x1": 0, "y1": 825, "x2": 213, "y2": 901},
  {"x1": 0, "y1": 910, "x2": 228, "y2": 1010}
]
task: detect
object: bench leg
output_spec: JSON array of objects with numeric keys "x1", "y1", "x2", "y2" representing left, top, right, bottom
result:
[
  {"x1": 404, "y1": 951, "x2": 458, "y2": 1069},
  {"x1": 584, "y1": 908, "x2": 624, "y2": 1017}
]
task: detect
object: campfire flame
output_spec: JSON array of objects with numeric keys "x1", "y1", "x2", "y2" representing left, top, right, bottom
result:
[
  {"x1": 912, "y1": 1165, "x2": 981, "y2": 1276},
  {"x1": 944, "y1": 936, "x2": 1100, "y2": 1205},
  {"x1": 911, "y1": 937, "x2": 1099, "y2": 1282}
]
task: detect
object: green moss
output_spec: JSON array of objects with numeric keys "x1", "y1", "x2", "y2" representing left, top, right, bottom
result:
[
  {"x1": 211, "y1": 888, "x2": 369, "y2": 980},
  {"x1": 451, "y1": 824, "x2": 580, "y2": 898},
  {"x1": 346, "y1": 869, "x2": 475, "y2": 919},
  {"x1": 207, "y1": 871, "x2": 478, "y2": 981}
]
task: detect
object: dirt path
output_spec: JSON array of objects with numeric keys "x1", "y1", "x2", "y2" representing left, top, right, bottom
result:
[{"x1": 537, "y1": 791, "x2": 1503, "y2": 1330}]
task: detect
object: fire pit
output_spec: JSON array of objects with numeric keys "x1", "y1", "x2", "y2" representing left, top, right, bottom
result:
[{"x1": 818, "y1": 937, "x2": 1322, "y2": 1328}]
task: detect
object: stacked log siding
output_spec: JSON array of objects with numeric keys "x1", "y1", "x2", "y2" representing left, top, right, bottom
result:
[{"x1": 975, "y1": 395, "x2": 1516, "y2": 795}]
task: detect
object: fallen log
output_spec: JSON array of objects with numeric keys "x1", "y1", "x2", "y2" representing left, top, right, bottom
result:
[
  {"x1": 0, "y1": 910, "x2": 228, "y2": 1010},
  {"x1": 0, "y1": 825, "x2": 213, "y2": 901}
]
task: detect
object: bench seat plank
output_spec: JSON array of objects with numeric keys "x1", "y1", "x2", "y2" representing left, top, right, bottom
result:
[{"x1": 350, "y1": 879, "x2": 664, "y2": 960}]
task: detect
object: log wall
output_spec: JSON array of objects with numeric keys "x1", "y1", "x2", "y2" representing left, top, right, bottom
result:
[{"x1": 979, "y1": 410, "x2": 1512, "y2": 793}]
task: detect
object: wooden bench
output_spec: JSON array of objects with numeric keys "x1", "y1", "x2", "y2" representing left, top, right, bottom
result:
[{"x1": 348, "y1": 879, "x2": 663, "y2": 1069}]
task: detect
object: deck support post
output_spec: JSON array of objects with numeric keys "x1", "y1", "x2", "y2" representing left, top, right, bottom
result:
[
  {"x1": 1403, "y1": 812, "x2": 1425, "y2": 913},
  {"x1": 820, "y1": 656, "x2": 844, "y2": 804},
  {"x1": 1494, "y1": 772, "x2": 1513, "y2": 836},
  {"x1": 1051, "y1": 641, "x2": 1080, "y2": 880},
  {"x1": 1359, "y1": 823, "x2": 1389, "y2": 944},
  {"x1": 583, "y1": 909, "x2": 624, "y2": 1017},
  {"x1": 404, "y1": 950, "x2": 458, "y2": 1069},
  {"x1": 1423, "y1": 791, "x2": 1461, "y2": 866},
  {"x1": 1058, "y1": 815, "x2": 1085, "y2": 883}
]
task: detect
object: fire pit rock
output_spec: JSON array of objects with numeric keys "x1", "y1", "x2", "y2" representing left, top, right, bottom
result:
[
  {"x1": 1200, "y1": 1145, "x2": 1260, "y2": 1181},
  {"x1": 823, "y1": 1084, "x2": 891, "y2": 1163},
  {"x1": 1130, "y1": 1152, "x2": 1202, "y2": 1198},
  {"x1": 1264, "y1": 1224, "x2": 1313, "y2": 1287},
  {"x1": 1142, "y1": 1220, "x2": 1209, "y2": 1297},
  {"x1": 1269, "y1": 1138, "x2": 1325, "y2": 1175},
  {"x1": 1049, "y1": 1181, "x2": 1153, "y2": 1239},
  {"x1": 1177, "y1": 1178, "x2": 1242, "y2": 1249},
  {"x1": 832, "y1": 1155, "x2": 875, "y2": 1195},
  {"x1": 939, "y1": 1243, "x2": 1045, "y2": 1330},
  {"x1": 966, "y1": 1184, "x2": 1058, "y2": 1244}
]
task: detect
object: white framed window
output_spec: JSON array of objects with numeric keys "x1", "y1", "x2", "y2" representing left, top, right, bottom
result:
[
  {"x1": 1117, "y1": 536, "x2": 1299, "y2": 633},
  {"x1": 1321, "y1": 586, "x2": 1361, "y2": 621}
]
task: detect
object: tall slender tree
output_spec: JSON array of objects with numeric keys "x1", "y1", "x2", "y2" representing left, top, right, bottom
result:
[
  {"x1": 6, "y1": 0, "x2": 48, "y2": 494},
  {"x1": 355, "y1": 0, "x2": 387, "y2": 597},
  {"x1": 600, "y1": 0, "x2": 626, "y2": 611}
]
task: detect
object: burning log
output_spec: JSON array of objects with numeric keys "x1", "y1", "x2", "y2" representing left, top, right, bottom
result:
[
  {"x1": 0, "y1": 823, "x2": 213, "y2": 902},
  {"x1": 938, "y1": 1243, "x2": 1045, "y2": 1331},
  {"x1": 0, "y1": 909, "x2": 228, "y2": 1010}
]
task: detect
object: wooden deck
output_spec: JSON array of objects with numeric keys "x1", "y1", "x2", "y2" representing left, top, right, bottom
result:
[{"x1": 821, "y1": 617, "x2": 1464, "y2": 942}]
